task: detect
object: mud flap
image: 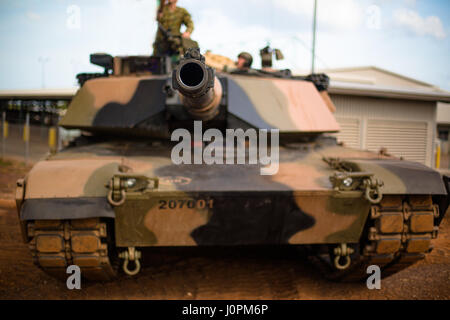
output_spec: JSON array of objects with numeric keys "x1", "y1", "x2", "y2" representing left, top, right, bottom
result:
[{"x1": 20, "y1": 198, "x2": 115, "y2": 220}]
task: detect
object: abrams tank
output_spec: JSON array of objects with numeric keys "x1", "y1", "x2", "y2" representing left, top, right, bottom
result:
[{"x1": 15, "y1": 48, "x2": 449, "y2": 282}]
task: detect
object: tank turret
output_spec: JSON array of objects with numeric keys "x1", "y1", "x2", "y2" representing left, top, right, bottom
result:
[{"x1": 59, "y1": 48, "x2": 339, "y2": 140}]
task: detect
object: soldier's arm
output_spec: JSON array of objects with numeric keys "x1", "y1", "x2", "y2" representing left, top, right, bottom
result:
[{"x1": 183, "y1": 9, "x2": 194, "y2": 34}]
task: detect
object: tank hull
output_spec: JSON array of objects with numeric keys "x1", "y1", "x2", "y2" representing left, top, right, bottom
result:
[{"x1": 18, "y1": 140, "x2": 447, "y2": 248}]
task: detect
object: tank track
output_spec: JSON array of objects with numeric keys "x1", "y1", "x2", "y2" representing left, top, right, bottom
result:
[
  {"x1": 311, "y1": 195, "x2": 440, "y2": 282},
  {"x1": 27, "y1": 218, "x2": 117, "y2": 281},
  {"x1": 25, "y1": 196, "x2": 440, "y2": 282}
]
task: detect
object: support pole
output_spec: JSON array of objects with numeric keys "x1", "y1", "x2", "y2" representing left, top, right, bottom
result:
[
  {"x1": 58, "y1": 126, "x2": 63, "y2": 152},
  {"x1": 24, "y1": 113, "x2": 30, "y2": 164},
  {"x1": 311, "y1": 0, "x2": 318, "y2": 74}
]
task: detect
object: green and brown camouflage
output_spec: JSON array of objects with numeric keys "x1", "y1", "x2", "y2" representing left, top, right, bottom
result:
[
  {"x1": 156, "y1": 5, "x2": 194, "y2": 40},
  {"x1": 153, "y1": 5, "x2": 196, "y2": 57},
  {"x1": 15, "y1": 49, "x2": 450, "y2": 281}
]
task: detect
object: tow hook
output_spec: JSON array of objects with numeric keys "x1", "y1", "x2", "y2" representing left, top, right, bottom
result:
[
  {"x1": 333, "y1": 243, "x2": 354, "y2": 270},
  {"x1": 106, "y1": 175, "x2": 159, "y2": 207},
  {"x1": 119, "y1": 247, "x2": 142, "y2": 276},
  {"x1": 363, "y1": 178, "x2": 384, "y2": 204}
]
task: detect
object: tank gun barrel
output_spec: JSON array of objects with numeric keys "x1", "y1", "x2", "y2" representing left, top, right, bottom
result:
[{"x1": 172, "y1": 48, "x2": 222, "y2": 121}]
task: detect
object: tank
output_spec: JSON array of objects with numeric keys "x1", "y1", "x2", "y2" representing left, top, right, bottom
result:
[{"x1": 15, "y1": 48, "x2": 450, "y2": 282}]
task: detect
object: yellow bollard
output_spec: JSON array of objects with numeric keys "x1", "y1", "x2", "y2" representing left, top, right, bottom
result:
[
  {"x1": 436, "y1": 144, "x2": 441, "y2": 170},
  {"x1": 48, "y1": 127, "x2": 57, "y2": 152},
  {"x1": 2, "y1": 121, "x2": 7, "y2": 139},
  {"x1": 23, "y1": 123, "x2": 30, "y2": 142}
]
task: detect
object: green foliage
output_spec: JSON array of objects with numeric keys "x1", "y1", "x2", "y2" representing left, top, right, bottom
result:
[{"x1": 0, "y1": 158, "x2": 12, "y2": 167}]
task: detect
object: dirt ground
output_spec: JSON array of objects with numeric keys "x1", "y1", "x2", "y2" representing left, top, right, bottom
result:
[
  {"x1": 0, "y1": 158, "x2": 32, "y2": 200},
  {"x1": 0, "y1": 158, "x2": 449, "y2": 300}
]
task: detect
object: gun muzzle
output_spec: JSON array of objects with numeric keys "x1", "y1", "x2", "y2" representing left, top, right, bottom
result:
[{"x1": 172, "y1": 49, "x2": 222, "y2": 121}]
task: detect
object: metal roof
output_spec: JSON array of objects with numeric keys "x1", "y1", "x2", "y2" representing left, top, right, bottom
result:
[
  {"x1": 0, "y1": 88, "x2": 77, "y2": 100},
  {"x1": 322, "y1": 66, "x2": 438, "y2": 89},
  {"x1": 329, "y1": 81, "x2": 450, "y2": 102}
]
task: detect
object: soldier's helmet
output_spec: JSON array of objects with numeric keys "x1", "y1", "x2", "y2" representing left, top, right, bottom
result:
[{"x1": 238, "y1": 52, "x2": 253, "y2": 68}]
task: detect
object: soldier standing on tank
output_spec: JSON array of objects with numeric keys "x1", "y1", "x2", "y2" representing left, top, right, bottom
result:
[{"x1": 153, "y1": 0, "x2": 194, "y2": 58}]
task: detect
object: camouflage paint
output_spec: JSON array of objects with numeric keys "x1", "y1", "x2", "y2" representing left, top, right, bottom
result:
[
  {"x1": 60, "y1": 74, "x2": 339, "y2": 134},
  {"x1": 20, "y1": 139, "x2": 447, "y2": 245},
  {"x1": 17, "y1": 53, "x2": 448, "y2": 251}
]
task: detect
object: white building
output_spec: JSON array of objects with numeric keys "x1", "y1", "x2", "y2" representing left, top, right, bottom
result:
[{"x1": 323, "y1": 66, "x2": 450, "y2": 168}]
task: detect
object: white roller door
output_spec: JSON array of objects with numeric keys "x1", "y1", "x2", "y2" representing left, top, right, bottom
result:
[
  {"x1": 366, "y1": 120, "x2": 428, "y2": 164},
  {"x1": 333, "y1": 117, "x2": 361, "y2": 149}
]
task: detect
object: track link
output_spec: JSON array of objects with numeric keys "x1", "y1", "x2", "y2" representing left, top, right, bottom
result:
[
  {"x1": 312, "y1": 195, "x2": 440, "y2": 282},
  {"x1": 27, "y1": 218, "x2": 117, "y2": 281}
]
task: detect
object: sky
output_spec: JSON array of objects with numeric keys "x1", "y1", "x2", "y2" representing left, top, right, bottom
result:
[{"x1": 0, "y1": 0, "x2": 449, "y2": 91}]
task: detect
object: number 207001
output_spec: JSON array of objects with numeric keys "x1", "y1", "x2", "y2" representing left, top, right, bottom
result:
[{"x1": 158, "y1": 199, "x2": 214, "y2": 210}]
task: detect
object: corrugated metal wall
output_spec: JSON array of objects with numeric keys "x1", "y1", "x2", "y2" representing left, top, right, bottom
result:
[
  {"x1": 334, "y1": 117, "x2": 361, "y2": 149},
  {"x1": 330, "y1": 94, "x2": 436, "y2": 167}
]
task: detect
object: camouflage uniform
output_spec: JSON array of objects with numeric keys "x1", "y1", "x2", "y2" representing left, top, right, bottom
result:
[{"x1": 153, "y1": 6, "x2": 194, "y2": 57}]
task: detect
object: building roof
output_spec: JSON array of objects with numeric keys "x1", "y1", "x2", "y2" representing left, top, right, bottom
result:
[
  {"x1": 0, "y1": 88, "x2": 77, "y2": 100},
  {"x1": 329, "y1": 80, "x2": 450, "y2": 102},
  {"x1": 312, "y1": 66, "x2": 450, "y2": 102},
  {"x1": 322, "y1": 66, "x2": 438, "y2": 89}
]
